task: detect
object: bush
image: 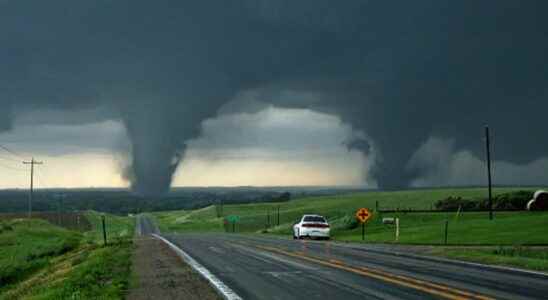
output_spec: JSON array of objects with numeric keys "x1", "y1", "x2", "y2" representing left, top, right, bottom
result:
[
  {"x1": 0, "y1": 222, "x2": 13, "y2": 234},
  {"x1": 333, "y1": 214, "x2": 359, "y2": 230},
  {"x1": 476, "y1": 191, "x2": 533, "y2": 210},
  {"x1": 435, "y1": 191, "x2": 534, "y2": 211},
  {"x1": 493, "y1": 191, "x2": 533, "y2": 210},
  {"x1": 434, "y1": 196, "x2": 478, "y2": 211}
]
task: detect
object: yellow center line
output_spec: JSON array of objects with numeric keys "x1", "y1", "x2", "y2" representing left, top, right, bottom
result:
[{"x1": 255, "y1": 245, "x2": 494, "y2": 300}]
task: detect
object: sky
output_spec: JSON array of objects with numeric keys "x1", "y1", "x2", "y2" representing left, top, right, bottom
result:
[
  {"x1": 0, "y1": 1, "x2": 547, "y2": 193},
  {"x1": 0, "y1": 106, "x2": 369, "y2": 188}
]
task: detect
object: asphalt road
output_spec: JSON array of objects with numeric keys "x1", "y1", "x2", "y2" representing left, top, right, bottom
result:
[{"x1": 137, "y1": 216, "x2": 548, "y2": 300}]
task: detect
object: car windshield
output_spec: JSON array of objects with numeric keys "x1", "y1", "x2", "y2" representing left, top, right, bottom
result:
[{"x1": 303, "y1": 216, "x2": 326, "y2": 223}]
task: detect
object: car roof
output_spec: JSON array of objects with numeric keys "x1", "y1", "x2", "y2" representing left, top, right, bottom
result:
[{"x1": 302, "y1": 214, "x2": 325, "y2": 218}]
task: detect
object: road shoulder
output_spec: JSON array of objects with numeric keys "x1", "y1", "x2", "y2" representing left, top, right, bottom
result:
[{"x1": 127, "y1": 236, "x2": 220, "y2": 300}]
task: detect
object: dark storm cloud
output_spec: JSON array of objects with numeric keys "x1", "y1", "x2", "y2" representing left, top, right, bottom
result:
[{"x1": 1, "y1": 1, "x2": 547, "y2": 194}]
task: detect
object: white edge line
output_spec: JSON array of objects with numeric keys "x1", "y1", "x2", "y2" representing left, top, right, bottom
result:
[{"x1": 152, "y1": 234, "x2": 243, "y2": 300}]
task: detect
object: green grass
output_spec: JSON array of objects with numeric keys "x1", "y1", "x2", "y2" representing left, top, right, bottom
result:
[
  {"x1": 84, "y1": 211, "x2": 135, "y2": 244},
  {"x1": 0, "y1": 212, "x2": 135, "y2": 300},
  {"x1": 334, "y1": 211, "x2": 548, "y2": 245},
  {"x1": 431, "y1": 247, "x2": 548, "y2": 271},
  {"x1": 0, "y1": 219, "x2": 81, "y2": 290},
  {"x1": 24, "y1": 241, "x2": 133, "y2": 300},
  {"x1": 152, "y1": 187, "x2": 548, "y2": 246}
]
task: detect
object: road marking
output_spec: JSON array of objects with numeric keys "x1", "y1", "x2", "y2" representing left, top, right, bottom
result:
[
  {"x1": 208, "y1": 246, "x2": 225, "y2": 254},
  {"x1": 265, "y1": 271, "x2": 303, "y2": 279},
  {"x1": 256, "y1": 245, "x2": 494, "y2": 300},
  {"x1": 152, "y1": 234, "x2": 242, "y2": 300},
  {"x1": 229, "y1": 242, "x2": 318, "y2": 271}
]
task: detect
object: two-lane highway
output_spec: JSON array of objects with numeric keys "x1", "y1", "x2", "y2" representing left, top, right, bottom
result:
[{"x1": 137, "y1": 216, "x2": 548, "y2": 300}]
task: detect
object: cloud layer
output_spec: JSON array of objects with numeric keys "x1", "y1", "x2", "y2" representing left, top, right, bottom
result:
[{"x1": 1, "y1": 1, "x2": 547, "y2": 194}]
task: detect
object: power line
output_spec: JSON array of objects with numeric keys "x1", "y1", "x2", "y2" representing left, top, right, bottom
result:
[
  {"x1": 0, "y1": 154, "x2": 21, "y2": 163},
  {"x1": 0, "y1": 161, "x2": 28, "y2": 172},
  {"x1": 0, "y1": 144, "x2": 28, "y2": 160}
]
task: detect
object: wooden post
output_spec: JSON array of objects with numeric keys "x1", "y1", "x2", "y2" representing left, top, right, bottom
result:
[
  {"x1": 395, "y1": 218, "x2": 400, "y2": 242},
  {"x1": 277, "y1": 206, "x2": 280, "y2": 226},
  {"x1": 102, "y1": 215, "x2": 107, "y2": 246},
  {"x1": 444, "y1": 220, "x2": 449, "y2": 245}
]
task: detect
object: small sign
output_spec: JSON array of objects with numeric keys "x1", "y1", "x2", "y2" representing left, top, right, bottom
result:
[
  {"x1": 356, "y1": 208, "x2": 372, "y2": 223},
  {"x1": 227, "y1": 215, "x2": 240, "y2": 222},
  {"x1": 382, "y1": 217, "x2": 395, "y2": 225}
]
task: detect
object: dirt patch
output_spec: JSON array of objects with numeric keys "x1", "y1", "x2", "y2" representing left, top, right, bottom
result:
[{"x1": 128, "y1": 236, "x2": 220, "y2": 300}]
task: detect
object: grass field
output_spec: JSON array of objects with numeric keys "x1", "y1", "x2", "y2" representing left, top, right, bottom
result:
[
  {"x1": 430, "y1": 246, "x2": 548, "y2": 271},
  {"x1": 0, "y1": 212, "x2": 135, "y2": 300},
  {"x1": 84, "y1": 211, "x2": 135, "y2": 244},
  {"x1": 0, "y1": 212, "x2": 91, "y2": 232},
  {"x1": 152, "y1": 187, "x2": 548, "y2": 246},
  {"x1": 0, "y1": 219, "x2": 81, "y2": 291}
]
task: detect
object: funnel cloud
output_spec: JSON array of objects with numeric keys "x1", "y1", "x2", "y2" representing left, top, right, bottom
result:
[{"x1": 1, "y1": 1, "x2": 547, "y2": 195}]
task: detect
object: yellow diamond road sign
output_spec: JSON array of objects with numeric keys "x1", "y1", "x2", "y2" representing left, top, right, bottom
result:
[{"x1": 356, "y1": 208, "x2": 372, "y2": 223}]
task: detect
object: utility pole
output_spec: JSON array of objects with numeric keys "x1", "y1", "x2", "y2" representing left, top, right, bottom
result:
[
  {"x1": 485, "y1": 126, "x2": 493, "y2": 220},
  {"x1": 23, "y1": 158, "x2": 43, "y2": 219},
  {"x1": 55, "y1": 193, "x2": 66, "y2": 226}
]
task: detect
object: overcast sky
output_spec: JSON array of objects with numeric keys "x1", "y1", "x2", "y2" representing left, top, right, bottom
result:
[
  {"x1": 0, "y1": 105, "x2": 370, "y2": 188},
  {"x1": 0, "y1": 1, "x2": 546, "y2": 192}
]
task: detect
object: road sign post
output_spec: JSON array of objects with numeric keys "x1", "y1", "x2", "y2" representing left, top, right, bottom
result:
[
  {"x1": 227, "y1": 215, "x2": 240, "y2": 233},
  {"x1": 355, "y1": 208, "x2": 372, "y2": 241}
]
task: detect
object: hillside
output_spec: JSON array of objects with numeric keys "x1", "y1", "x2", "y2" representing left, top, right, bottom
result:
[{"x1": 0, "y1": 212, "x2": 134, "y2": 299}]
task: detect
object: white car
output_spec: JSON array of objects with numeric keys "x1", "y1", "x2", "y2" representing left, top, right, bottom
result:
[{"x1": 293, "y1": 214, "x2": 330, "y2": 240}]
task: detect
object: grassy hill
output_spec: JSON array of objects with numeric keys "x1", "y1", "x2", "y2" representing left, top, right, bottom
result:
[
  {"x1": 0, "y1": 212, "x2": 135, "y2": 300},
  {"x1": 152, "y1": 187, "x2": 548, "y2": 245},
  {"x1": 0, "y1": 219, "x2": 81, "y2": 290}
]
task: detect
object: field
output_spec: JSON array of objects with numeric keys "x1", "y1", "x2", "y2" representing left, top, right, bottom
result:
[
  {"x1": 0, "y1": 219, "x2": 81, "y2": 291},
  {"x1": 152, "y1": 187, "x2": 548, "y2": 245},
  {"x1": 84, "y1": 211, "x2": 135, "y2": 243},
  {"x1": 0, "y1": 212, "x2": 91, "y2": 232},
  {"x1": 430, "y1": 246, "x2": 548, "y2": 271},
  {"x1": 0, "y1": 211, "x2": 135, "y2": 300}
]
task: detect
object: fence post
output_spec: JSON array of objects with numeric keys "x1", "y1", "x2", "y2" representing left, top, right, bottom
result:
[
  {"x1": 101, "y1": 215, "x2": 107, "y2": 246},
  {"x1": 444, "y1": 220, "x2": 449, "y2": 245},
  {"x1": 277, "y1": 206, "x2": 280, "y2": 226},
  {"x1": 395, "y1": 218, "x2": 400, "y2": 242}
]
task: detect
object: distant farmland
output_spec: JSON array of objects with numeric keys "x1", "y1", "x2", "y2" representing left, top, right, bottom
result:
[{"x1": 152, "y1": 187, "x2": 548, "y2": 246}]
